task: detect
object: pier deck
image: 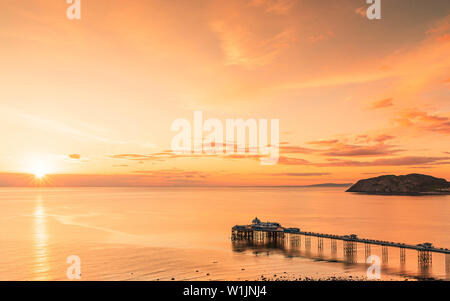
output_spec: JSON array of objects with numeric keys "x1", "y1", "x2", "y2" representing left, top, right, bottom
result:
[{"x1": 232, "y1": 217, "x2": 450, "y2": 254}]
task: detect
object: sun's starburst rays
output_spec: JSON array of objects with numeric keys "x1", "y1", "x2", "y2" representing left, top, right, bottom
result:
[{"x1": 25, "y1": 155, "x2": 55, "y2": 184}]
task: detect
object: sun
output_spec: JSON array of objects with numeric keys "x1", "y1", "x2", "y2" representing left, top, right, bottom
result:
[
  {"x1": 27, "y1": 158, "x2": 52, "y2": 180},
  {"x1": 32, "y1": 167, "x2": 47, "y2": 179},
  {"x1": 24, "y1": 153, "x2": 56, "y2": 181}
]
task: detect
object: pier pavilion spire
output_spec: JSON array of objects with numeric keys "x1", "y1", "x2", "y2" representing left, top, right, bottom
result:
[{"x1": 252, "y1": 217, "x2": 261, "y2": 225}]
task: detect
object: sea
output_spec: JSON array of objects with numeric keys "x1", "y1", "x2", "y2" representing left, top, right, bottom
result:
[{"x1": 0, "y1": 187, "x2": 448, "y2": 280}]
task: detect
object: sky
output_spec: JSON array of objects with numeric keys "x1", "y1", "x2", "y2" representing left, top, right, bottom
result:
[{"x1": 0, "y1": 0, "x2": 449, "y2": 186}]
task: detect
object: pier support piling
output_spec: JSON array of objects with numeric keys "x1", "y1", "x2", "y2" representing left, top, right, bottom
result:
[
  {"x1": 400, "y1": 247, "x2": 406, "y2": 264},
  {"x1": 446, "y1": 254, "x2": 450, "y2": 278},
  {"x1": 365, "y1": 243, "x2": 371, "y2": 259},
  {"x1": 418, "y1": 249, "x2": 432, "y2": 277},
  {"x1": 418, "y1": 250, "x2": 432, "y2": 266},
  {"x1": 331, "y1": 239, "x2": 337, "y2": 256},
  {"x1": 289, "y1": 234, "x2": 300, "y2": 247},
  {"x1": 318, "y1": 237, "x2": 323, "y2": 251},
  {"x1": 344, "y1": 240, "x2": 357, "y2": 264},
  {"x1": 382, "y1": 245, "x2": 388, "y2": 263},
  {"x1": 317, "y1": 237, "x2": 323, "y2": 256},
  {"x1": 305, "y1": 236, "x2": 311, "y2": 251}
]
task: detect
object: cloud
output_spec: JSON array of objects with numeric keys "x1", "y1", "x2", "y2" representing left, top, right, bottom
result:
[
  {"x1": 279, "y1": 145, "x2": 316, "y2": 154},
  {"x1": 316, "y1": 156, "x2": 450, "y2": 167},
  {"x1": 2, "y1": 108, "x2": 127, "y2": 145},
  {"x1": 209, "y1": 0, "x2": 297, "y2": 67},
  {"x1": 107, "y1": 128, "x2": 439, "y2": 171},
  {"x1": 249, "y1": 0, "x2": 296, "y2": 15},
  {"x1": 133, "y1": 169, "x2": 209, "y2": 179},
  {"x1": 396, "y1": 109, "x2": 450, "y2": 135},
  {"x1": 355, "y1": 6, "x2": 366, "y2": 18},
  {"x1": 274, "y1": 14, "x2": 450, "y2": 94},
  {"x1": 278, "y1": 156, "x2": 311, "y2": 165},
  {"x1": 272, "y1": 172, "x2": 330, "y2": 177},
  {"x1": 321, "y1": 143, "x2": 403, "y2": 157},
  {"x1": 307, "y1": 139, "x2": 339, "y2": 146},
  {"x1": 307, "y1": 31, "x2": 334, "y2": 43},
  {"x1": 437, "y1": 34, "x2": 450, "y2": 42},
  {"x1": 362, "y1": 172, "x2": 392, "y2": 175},
  {"x1": 211, "y1": 21, "x2": 296, "y2": 67},
  {"x1": 307, "y1": 136, "x2": 402, "y2": 157},
  {"x1": 427, "y1": 15, "x2": 450, "y2": 38},
  {"x1": 371, "y1": 135, "x2": 395, "y2": 143},
  {"x1": 224, "y1": 152, "x2": 312, "y2": 166},
  {"x1": 109, "y1": 153, "x2": 174, "y2": 162},
  {"x1": 370, "y1": 98, "x2": 394, "y2": 109}
]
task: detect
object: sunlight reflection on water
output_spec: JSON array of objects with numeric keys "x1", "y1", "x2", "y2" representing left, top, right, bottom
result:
[{"x1": 33, "y1": 195, "x2": 49, "y2": 280}]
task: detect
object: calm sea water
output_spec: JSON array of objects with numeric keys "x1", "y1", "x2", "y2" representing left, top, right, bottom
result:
[{"x1": 0, "y1": 187, "x2": 449, "y2": 280}]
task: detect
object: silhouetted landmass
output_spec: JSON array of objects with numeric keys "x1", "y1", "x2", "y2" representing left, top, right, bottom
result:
[{"x1": 346, "y1": 173, "x2": 450, "y2": 195}]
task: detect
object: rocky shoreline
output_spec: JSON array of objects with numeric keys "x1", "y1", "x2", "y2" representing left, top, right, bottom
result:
[{"x1": 254, "y1": 272, "x2": 414, "y2": 281}]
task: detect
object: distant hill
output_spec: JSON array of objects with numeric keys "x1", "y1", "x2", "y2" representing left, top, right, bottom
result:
[
  {"x1": 346, "y1": 174, "x2": 450, "y2": 195},
  {"x1": 305, "y1": 183, "x2": 353, "y2": 188}
]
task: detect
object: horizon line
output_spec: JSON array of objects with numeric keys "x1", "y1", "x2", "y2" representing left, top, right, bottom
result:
[{"x1": 0, "y1": 183, "x2": 353, "y2": 188}]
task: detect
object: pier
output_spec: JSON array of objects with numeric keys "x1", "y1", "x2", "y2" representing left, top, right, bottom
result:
[{"x1": 232, "y1": 218, "x2": 450, "y2": 275}]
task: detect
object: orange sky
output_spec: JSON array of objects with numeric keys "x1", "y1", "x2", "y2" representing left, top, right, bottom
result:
[{"x1": 0, "y1": 0, "x2": 449, "y2": 186}]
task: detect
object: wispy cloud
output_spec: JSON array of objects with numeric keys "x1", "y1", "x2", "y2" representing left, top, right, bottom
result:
[
  {"x1": 307, "y1": 31, "x2": 334, "y2": 43},
  {"x1": 306, "y1": 136, "x2": 402, "y2": 157},
  {"x1": 321, "y1": 143, "x2": 402, "y2": 157},
  {"x1": 396, "y1": 109, "x2": 450, "y2": 135},
  {"x1": 316, "y1": 156, "x2": 450, "y2": 167},
  {"x1": 355, "y1": 6, "x2": 366, "y2": 17},
  {"x1": 249, "y1": 0, "x2": 296, "y2": 15},
  {"x1": 1, "y1": 108, "x2": 127, "y2": 145},
  {"x1": 68, "y1": 154, "x2": 81, "y2": 159},
  {"x1": 211, "y1": 21, "x2": 296, "y2": 67},
  {"x1": 370, "y1": 98, "x2": 394, "y2": 110},
  {"x1": 271, "y1": 172, "x2": 330, "y2": 177},
  {"x1": 209, "y1": 0, "x2": 297, "y2": 67}
]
